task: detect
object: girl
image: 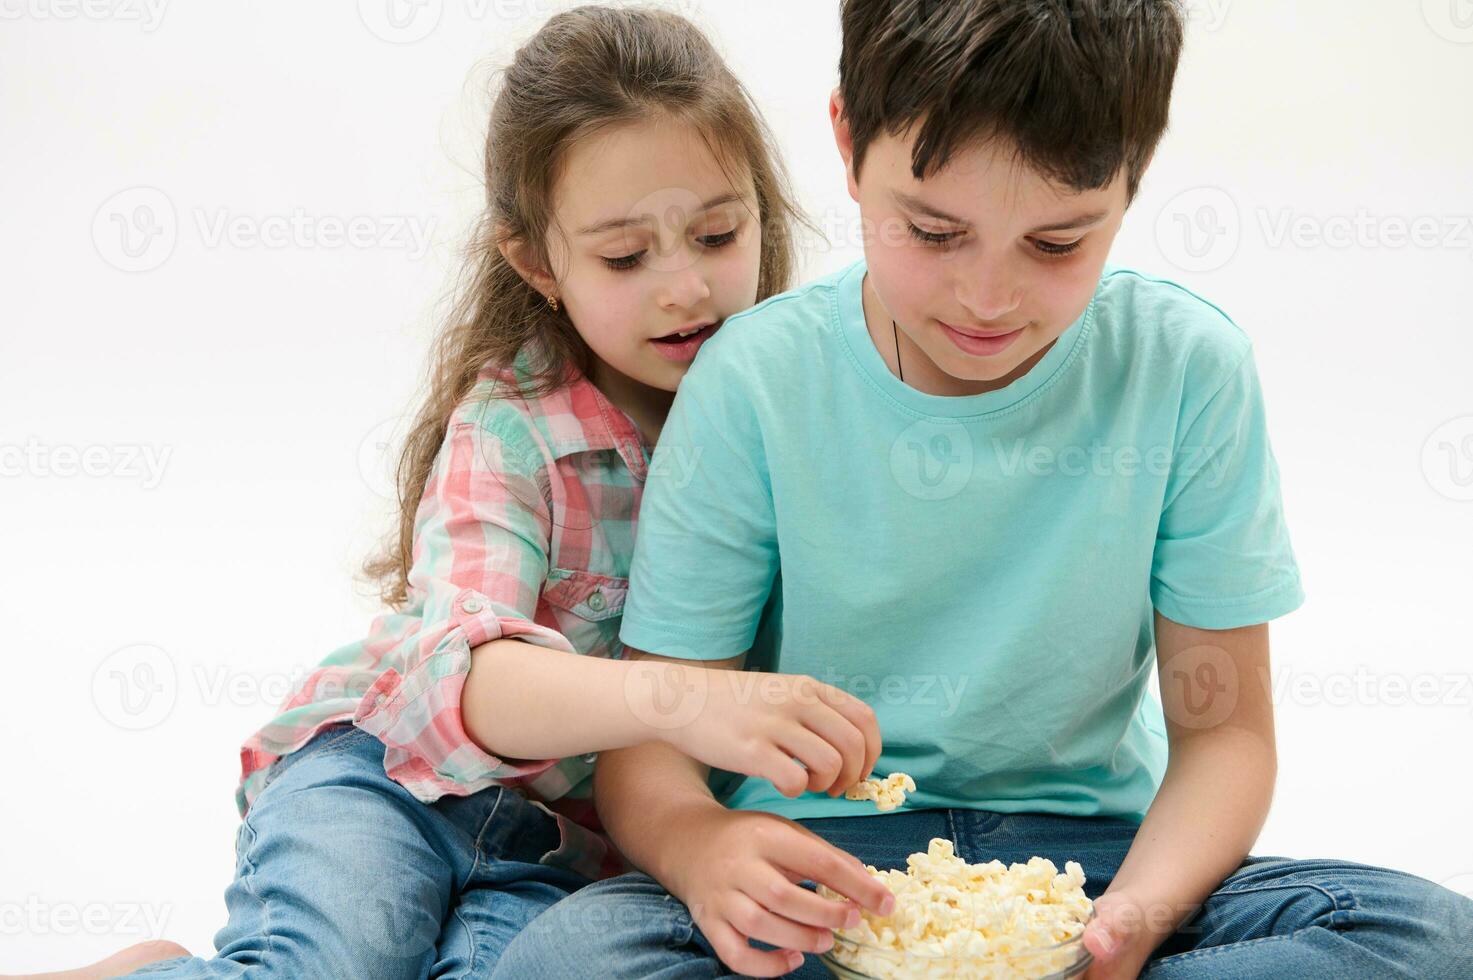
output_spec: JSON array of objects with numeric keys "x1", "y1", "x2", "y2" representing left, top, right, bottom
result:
[{"x1": 38, "y1": 7, "x2": 880, "y2": 978}]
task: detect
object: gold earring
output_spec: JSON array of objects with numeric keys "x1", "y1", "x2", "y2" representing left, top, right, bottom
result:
[{"x1": 547, "y1": 295, "x2": 560, "y2": 313}]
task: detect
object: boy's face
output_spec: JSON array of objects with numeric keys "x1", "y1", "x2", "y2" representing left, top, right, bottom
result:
[{"x1": 830, "y1": 92, "x2": 1129, "y2": 394}]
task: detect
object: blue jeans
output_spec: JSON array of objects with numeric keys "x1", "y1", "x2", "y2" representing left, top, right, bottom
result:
[
  {"x1": 123, "y1": 722, "x2": 594, "y2": 979},
  {"x1": 492, "y1": 808, "x2": 1473, "y2": 979}
]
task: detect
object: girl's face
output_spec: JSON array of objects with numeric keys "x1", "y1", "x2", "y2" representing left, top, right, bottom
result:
[{"x1": 544, "y1": 116, "x2": 764, "y2": 394}]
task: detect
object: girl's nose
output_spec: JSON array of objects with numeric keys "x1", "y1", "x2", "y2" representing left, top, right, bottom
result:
[{"x1": 659, "y1": 267, "x2": 713, "y2": 311}]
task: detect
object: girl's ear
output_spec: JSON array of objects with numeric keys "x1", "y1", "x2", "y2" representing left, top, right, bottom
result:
[{"x1": 497, "y1": 232, "x2": 558, "y2": 301}]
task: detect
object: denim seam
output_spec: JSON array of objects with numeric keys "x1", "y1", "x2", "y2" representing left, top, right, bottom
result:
[
  {"x1": 1149, "y1": 930, "x2": 1295, "y2": 965},
  {"x1": 1150, "y1": 881, "x2": 1359, "y2": 967},
  {"x1": 1214, "y1": 877, "x2": 1358, "y2": 916},
  {"x1": 665, "y1": 890, "x2": 696, "y2": 947},
  {"x1": 236, "y1": 809, "x2": 276, "y2": 962},
  {"x1": 453, "y1": 903, "x2": 478, "y2": 977},
  {"x1": 467, "y1": 788, "x2": 506, "y2": 881}
]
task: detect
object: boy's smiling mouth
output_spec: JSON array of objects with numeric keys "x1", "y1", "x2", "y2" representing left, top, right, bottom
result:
[{"x1": 937, "y1": 319, "x2": 1025, "y2": 357}]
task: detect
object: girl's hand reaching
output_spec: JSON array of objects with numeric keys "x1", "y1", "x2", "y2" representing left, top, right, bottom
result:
[
  {"x1": 663, "y1": 804, "x2": 897, "y2": 977},
  {"x1": 632, "y1": 661, "x2": 882, "y2": 798}
]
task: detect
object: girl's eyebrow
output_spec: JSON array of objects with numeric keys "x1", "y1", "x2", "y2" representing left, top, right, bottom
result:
[
  {"x1": 577, "y1": 191, "x2": 744, "y2": 237},
  {"x1": 892, "y1": 190, "x2": 1108, "y2": 234}
]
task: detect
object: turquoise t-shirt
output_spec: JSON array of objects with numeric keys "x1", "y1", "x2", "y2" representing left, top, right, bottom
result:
[{"x1": 621, "y1": 259, "x2": 1304, "y2": 823}]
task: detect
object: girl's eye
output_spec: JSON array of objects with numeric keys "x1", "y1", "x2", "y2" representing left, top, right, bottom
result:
[
  {"x1": 908, "y1": 223, "x2": 961, "y2": 247},
  {"x1": 698, "y1": 229, "x2": 738, "y2": 248},
  {"x1": 1033, "y1": 238, "x2": 1083, "y2": 258},
  {"x1": 602, "y1": 250, "x2": 646, "y2": 271}
]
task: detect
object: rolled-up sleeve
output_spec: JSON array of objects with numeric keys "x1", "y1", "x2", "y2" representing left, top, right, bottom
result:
[{"x1": 353, "y1": 414, "x2": 575, "y2": 799}]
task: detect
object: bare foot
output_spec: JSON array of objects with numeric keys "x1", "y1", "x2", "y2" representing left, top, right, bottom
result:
[{"x1": 3, "y1": 940, "x2": 193, "y2": 980}]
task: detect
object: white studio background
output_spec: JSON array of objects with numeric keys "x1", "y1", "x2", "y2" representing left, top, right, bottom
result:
[{"x1": 3, "y1": 0, "x2": 1470, "y2": 969}]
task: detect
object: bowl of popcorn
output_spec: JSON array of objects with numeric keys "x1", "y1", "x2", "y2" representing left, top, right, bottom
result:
[{"x1": 817, "y1": 837, "x2": 1095, "y2": 980}]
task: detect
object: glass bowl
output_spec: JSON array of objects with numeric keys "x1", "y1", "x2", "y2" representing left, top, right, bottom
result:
[{"x1": 818, "y1": 908, "x2": 1094, "y2": 979}]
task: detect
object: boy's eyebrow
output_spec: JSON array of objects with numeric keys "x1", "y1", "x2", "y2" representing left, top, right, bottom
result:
[
  {"x1": 892, "y1": 191, "x2": 1108, "y2": 234},
  {"x1": 577, "y1": 192, "x2": 744, "y2": 237}
]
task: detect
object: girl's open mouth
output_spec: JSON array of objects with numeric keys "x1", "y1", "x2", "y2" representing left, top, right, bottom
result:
[{"x1": 651, "y1": 321, "x2": 719, "y2": 361}]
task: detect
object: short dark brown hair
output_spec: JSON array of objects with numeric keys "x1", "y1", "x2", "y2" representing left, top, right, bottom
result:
[{"x1": 838, "y1": 0, "x2": 1185, "y2": 203}]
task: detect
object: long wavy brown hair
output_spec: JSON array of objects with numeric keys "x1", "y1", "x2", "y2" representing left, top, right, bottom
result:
[{"x1": 361, "y1": 5, "x2": 806, "y2": 611}]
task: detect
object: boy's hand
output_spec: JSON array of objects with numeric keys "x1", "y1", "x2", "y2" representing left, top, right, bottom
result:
[
  {"x1": 665, "y1": 805, "x2": 896, "y2": 978},
  {"x1": 651, "y1": 665, "x2": 882, "y2": 798}
]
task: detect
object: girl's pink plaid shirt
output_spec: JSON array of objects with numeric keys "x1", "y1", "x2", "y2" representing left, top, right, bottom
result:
[{"x1": 237, "y1": 356, "x2": 653, "y2": 881}]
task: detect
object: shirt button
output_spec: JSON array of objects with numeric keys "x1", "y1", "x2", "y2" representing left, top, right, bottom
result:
[
  {"x1": 461, "y1": 597, "x2": 484, "y2": 614},
  {"x1": 587, "y1": 591, "x2": 606, "y2": 612},
  {"x1": 582, "y1": 753, "x2": 598, "y2": 764}
]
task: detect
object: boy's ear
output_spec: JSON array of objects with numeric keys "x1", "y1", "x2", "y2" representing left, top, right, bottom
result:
[
  {"x1": 829, "y1": 88, "x2": 861, "y2": 204},
  {"x1": 496, "y1": 231, "x2": 558, "y2": 301}
]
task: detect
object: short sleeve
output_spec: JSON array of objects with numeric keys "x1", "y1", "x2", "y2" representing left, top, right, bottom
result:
[
  {"x1": 618, "y1": 359, "x2": 779, "y2": 660},
  {"x1": 1150, "y1": 345, "x2": 1305, "y2": 629}
]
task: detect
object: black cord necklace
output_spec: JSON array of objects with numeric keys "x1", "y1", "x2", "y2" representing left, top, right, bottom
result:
[{"x1": 892, "y1": 319, "x2": 905, "y2": 383}]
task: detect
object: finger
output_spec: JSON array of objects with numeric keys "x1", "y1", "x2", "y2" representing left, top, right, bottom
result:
[
  {"x1": 749, "y1": 868, "x2": 864, "y2": 932},
  {"x1": 825, "y1": 689, "x2": 882, "y2": 782},
  {"x1": 775, "y1": 725, "x2": 844, "y2": 795},
  {"x1": 703, "y1": 917, "x2": 805, "y2": 978},
  {"x1": 797, "y1": 709, "x2": 866, "y2": 796},
  {"x1": 773, "y1": 833, "x2": 896, "y2": 918},
  {"x1": 728, "y1": 891, "x2": 835, "y2": 955},
  {"x1": 756, "y1": 746, "x2": 811, "y2": 799}
]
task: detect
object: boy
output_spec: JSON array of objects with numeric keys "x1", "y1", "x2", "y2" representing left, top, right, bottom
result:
[{"x1": 493, "y1": 1, "x2": 1473, "y2": 977}]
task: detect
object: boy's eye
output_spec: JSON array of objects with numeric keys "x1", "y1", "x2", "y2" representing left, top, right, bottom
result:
[
  {"x1": 602, "y1": 250, "x2": 646, "y2": 271},
  {"x1": 907, "y1": 222, "x2": 961, "y2": 246},
  {"x1": 1033, "y1": 238, "x2": 1083, "y2": 258}
]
